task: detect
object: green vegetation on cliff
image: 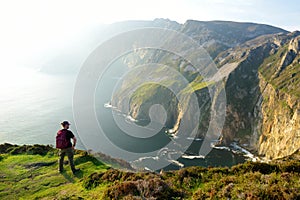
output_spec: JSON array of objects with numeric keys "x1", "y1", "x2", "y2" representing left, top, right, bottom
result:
[
  {"x1": 259, "y1": 39, "x2": 300, "y2": 97},
  {"x1": 1, "y1": 144, "x2": 300, "y2": 199}
]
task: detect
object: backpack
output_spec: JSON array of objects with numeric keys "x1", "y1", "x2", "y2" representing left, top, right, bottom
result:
[{"x1": 56, "y1": 129, "x2": 69, "y2": 149}]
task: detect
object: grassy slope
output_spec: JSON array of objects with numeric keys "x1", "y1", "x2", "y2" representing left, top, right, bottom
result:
[
  {"x1": 259, "y1": 44, "x2": 300, "y2": 97},
  {"x1": 0, "y1": 149, "x2": 110, "y2": 199},
  {"x1": 1, "y1": 144, "x2": 300, "y2": 199}
]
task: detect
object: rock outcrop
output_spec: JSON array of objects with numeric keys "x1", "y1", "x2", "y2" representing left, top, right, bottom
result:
[
  {"x1": 110, "y1": 19, "x2": 300, "y2": 160},
  {"x1": 257, "y1": 77, "x2": 300, "y2": 159},
  {"x1": 254, "y1": 35, "x2": 300, "y2": 159}
]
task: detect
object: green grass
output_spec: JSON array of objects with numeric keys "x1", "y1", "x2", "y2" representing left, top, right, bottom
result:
[
  {"x1": 183, "y1": 81, "x2": 215, "y2": 94},
  {"x1": 259, "y1": 44, "x2": 300, "y2": 97},
  {"x1": 1, "y1": 144, "x2": 300, "y2": 199},
  {"x1": 0, "y1": 145, "x2": 111, "y2": 200}
]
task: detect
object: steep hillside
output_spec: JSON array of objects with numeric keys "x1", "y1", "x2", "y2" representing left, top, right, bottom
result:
[
  {"x1": 256, "y1": 34, "x2": 300, "y2": 159},
  {"x1": 110, "y1": 20, "x2": 300, "y2": 160},
  {"x1": 181, "y1": 20, "x2": 288, "y2": 58},
  {"x1": 213, "y1": 31, "x2": 300, "y2": 159}
]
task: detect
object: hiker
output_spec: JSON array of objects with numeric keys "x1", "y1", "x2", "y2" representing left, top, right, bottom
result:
[{"x1": 56, "y1": 121, "x2": 80, "y2": 174}]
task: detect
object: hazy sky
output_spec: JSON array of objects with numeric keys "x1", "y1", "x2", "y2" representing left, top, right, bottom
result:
[{"x1": 0, "y1": 0, "x2": 299, "y2": 68}]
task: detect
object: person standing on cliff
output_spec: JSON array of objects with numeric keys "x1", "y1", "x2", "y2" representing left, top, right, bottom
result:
[{"x1": 56, "y1": 121, "x2": 80, "y2": 174}]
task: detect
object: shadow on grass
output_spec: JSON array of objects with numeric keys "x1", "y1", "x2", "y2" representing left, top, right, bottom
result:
[
  {"x1": 24, "y1": 161, "x2": 56, "y2": 169},
  {"x1": 73, "y1": 170, "x2": 84, "y2": 179},
  {"x1": 74, "y1": 155, "x2": 105, "y2": 167},
  {"x1": 61, "y1": 171, "x2": 75, "y2": 183}
]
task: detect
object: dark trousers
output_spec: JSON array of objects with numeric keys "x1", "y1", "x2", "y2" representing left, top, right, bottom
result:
[{"x1": 58, "y1": 147, "x2": 76, "y2": 172}]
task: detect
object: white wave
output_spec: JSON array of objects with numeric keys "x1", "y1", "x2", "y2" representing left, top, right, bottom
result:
[
  {"x1": 182, "y1": 155, "x2": 205, "y2": 159},
  {"x1": 133, "y1": 156, "x2": 159, "y2": 162},
  {"x1": 231, "y1": 149, "x2": 239, "y2": 154},
  {"x1": 104, "y1": 102, "x2": 113, "y2": 108},
  {"x1": 125, "y1": 115, "x2": 138, "y2": 122},
  {"x1": 167, "y1": 128, "x2": 176, "y2": 134},
  {"x1": 165, "y1": 131, "x2": 178, "y2": 139},
  {"x1": 187, "y1": 137, "x2": 202, "y2": 141},
  {"x1": 230, "y1": 142, "x2": 259, "y2": 161},
  {"x1": 168, "y1": 159, "x2": 184, "y2": 168},
  {"x1": 144, "y1": 167, "x2": 152, "y2": 172},
  {"x1": 231, "y1": 143, "x2": 252, "y2": 156},
  {"x1": 103, "y1": 102, "x2": 117, "y2": 109},
  {"x1": 212, "y1": 145, "x2": 231, "y2": 151},
  {"x1": 170, "y1": 134, "x2": 178, "y2": 139},
  {"x1": 132, "y1": 149, "x2": 184, "y2": 169}
]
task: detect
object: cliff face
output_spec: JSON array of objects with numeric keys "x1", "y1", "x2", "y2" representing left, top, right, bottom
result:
[
  {"x1": 257, "y1": 77, "x2": 300, "y2": 159},
  {"x1": 221, "y1": 42, "x2": 275, "y2": 146},
  {"x1": 110, "y1": 19, "x2": 300, "y2": 160},
  {"x1": 255, "y1": 35, "x2": 300, "y2": 159},
  {"x1": 218, "y1": 33, "x2": 300, "y2": 159}
]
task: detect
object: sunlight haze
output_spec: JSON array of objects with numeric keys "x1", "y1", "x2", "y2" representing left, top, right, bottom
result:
[{"x1": 0, "y1": 0, "x2": 299, "y2": 69}]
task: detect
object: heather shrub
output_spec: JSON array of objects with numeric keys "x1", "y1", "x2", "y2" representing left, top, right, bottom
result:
[
  {"x1": 279, "y1": 160, "x2": 300, "y2": 173},
  {"x1": 103, "y1": 178, "x2": 182, "y2": 200},
  {"x1": 231, "y1": 161, "x2": 279, "y2": 174}
]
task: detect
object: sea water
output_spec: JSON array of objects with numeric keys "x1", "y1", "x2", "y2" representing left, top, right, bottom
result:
[{"x1": 0, "y1": 67, "x2": 246, "y2": 171}]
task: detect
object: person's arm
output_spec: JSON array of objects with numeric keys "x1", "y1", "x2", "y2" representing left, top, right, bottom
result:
[{"x1": 72, "y1": 137, "x2": 77, "y2": 149}]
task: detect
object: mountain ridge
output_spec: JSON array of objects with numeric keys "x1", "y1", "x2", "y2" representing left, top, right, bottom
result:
[
  {"x1": 37, "y1": 18, "x2": 300, "y2": 160},
  {"x1": 108, "y1": 19, "x2": 300, "y2": 160},
  {"x1": 39, "y1": 19, "x2": 289, "y2": 74}
]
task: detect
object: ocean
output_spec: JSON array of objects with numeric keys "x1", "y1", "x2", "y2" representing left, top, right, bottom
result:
[{"x1": 0, "y1": 67, "x2": 246, "y2": 171}]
